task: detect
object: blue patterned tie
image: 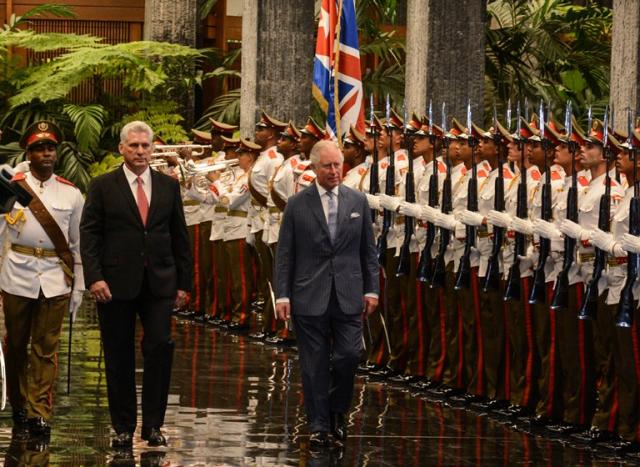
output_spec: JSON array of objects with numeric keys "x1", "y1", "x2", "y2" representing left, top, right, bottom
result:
[{"x1": 327, "y1": 191, "x2": 337, "y2": 241}]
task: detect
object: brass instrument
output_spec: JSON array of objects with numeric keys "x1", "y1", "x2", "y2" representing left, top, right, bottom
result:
[
  {"x1": 154, "y1": 144, "x2": 209, "y2": 157},
  {"x1": 184, "y1": 159, "x2": 239, "y2": 192}
]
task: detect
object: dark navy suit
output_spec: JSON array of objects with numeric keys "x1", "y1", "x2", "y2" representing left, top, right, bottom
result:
[{"x1": 275, "y1": 182, "x2": 379, "y2": 432}]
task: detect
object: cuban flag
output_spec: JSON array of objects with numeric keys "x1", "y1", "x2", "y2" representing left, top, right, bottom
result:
[{"x1": 312, "y1": 0, "x2": 365, "y2": 140}]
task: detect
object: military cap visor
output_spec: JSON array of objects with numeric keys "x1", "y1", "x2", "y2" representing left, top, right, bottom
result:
[{"x1": 20, "y1": 121, "x2": 64, "y2": 149}]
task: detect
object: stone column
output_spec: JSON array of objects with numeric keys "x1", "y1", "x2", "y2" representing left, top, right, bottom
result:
[
  {"x1": 610, "y1": 0, "x2": 640, "y2": 131},
  {"x1": 405, "y1": 0, "x2": 487, "y2": 123},
  {"x1": 144, "y1": 0, "x2": 197, "y2": 125},
  {"x1": 240, "y1": 0, "x2": 315, "y2": 138}
]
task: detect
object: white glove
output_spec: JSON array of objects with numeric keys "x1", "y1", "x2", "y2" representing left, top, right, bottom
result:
[
  {"x1": 559, "y1": 219, "x2": 590, "y2": 241},
  {"x1": 433, "y1": 212, "x2": 459, "y2": 231},
  {"x1": 421, "y1": 205, "x2": 439, "y2": 222},
  {"x1": 511, "y1": 217, "x2": 534, "y2": 235},
  {"x1": 487, "y1": 210, "x2": 513, "y2": 228},
  {"x1": 589, "y1": 229, "x2": 616, "y2": 254},
  {"x1": 69, "y1": 290, "x2": 84, "y2": 323},
  {"x1": 379, "y1": 194, "x2": 402, "y2": 212},
  {"x1": 620, "y1": 233, "x2": 640, "y2": 254},
  {"x1": 398, "y1": 201, "x2": 422, "y2": 218},
  {"x1": 532, "y1": 219, "x2": 561, "y2": 240},
  {"x1": 460, "y1": 209, "x2": 485, "y2": 227},
  {"x1": 365, "y1": 193, "x2": 381, "y2": 210}
]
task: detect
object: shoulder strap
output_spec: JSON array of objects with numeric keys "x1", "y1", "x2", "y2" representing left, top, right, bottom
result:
[
  {"x1": 247, "y1": 168, "x2": 268, "y2": 208},
  {"x1": 16, "y1": 179, "x2": 74, "y2": 285}
]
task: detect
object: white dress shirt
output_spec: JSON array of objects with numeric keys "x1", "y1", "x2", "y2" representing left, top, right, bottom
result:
[
  {"x1": 315, "y1": 180, "x2": 340, "y2": 223},
  {"x1": 123, "y1": 163, "x2": 152, "y2": 205}
]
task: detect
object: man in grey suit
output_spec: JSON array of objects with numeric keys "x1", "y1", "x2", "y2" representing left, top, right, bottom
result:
[{"x1": 275, "y1": 140, "x2": 379, "y2": 448}]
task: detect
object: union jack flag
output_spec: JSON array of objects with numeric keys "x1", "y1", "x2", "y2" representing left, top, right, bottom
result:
[{"x1": 312, "y1": 0, "x2": 365, "y2": 140}]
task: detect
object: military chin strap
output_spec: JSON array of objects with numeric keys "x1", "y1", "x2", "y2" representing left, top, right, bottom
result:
[{"x1": 14, "y1": 179, "x2": 74, "y2": 287}]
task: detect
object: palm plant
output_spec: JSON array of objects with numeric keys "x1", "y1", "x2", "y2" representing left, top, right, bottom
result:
[{"x1": 485, "y1": 0, "x2": 612, "y2": 126}]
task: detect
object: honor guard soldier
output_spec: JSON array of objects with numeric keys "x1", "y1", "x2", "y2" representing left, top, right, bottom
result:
[
  {"x1": 294, "y1": 118, "x2": 328, "y2": 193},
  {"x1": 342, "y1": 126, "x2": 369, "y2": 190},
  {"x1": 216, "y1": 138, "x2": 259, "y2": 332},
  {"x1": 1, "y1": 121, "x2": 84, "y2": 438},
  {"x1": 248, "y1": 111, "x2": 286, "y2": 340}
]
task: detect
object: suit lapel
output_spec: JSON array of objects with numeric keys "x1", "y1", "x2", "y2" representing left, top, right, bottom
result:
[
  {"x1": 336, "y1": 185, "x2": 352, "y2": 240},
  {"x1": 147, "y1": 169, "x2": 162, "y2": 225},
  {"x1": 306, "y1": 184, "x2": 331, "y2": 239},
  {"x1": 115, "y1": 166, "x2": 145, "y2": 227}
]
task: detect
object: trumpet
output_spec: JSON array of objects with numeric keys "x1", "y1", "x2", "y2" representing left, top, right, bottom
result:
[
  {"x1": 154, "y1": 144, "x2": 209, "y2": 157},
  {"x1": 184, "y1": 158, "x2": 239, "y2": 176}
]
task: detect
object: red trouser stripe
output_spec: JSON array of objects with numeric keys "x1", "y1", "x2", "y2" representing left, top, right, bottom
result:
[
  {"x1": 211, "y1": 241, "x2": 218, "y2": 316},
  {"x1": 374, "y1": 273, "x2": 386, "y2": 365},
  {"x1": 547, "y1": 283, "x2": 557, "y2": 417},
  {"x1": 193, "y1": 224, "x2": 201, "y2": 311},
  {"x1": 457, "y1": 302, "x2": 464, "y2": 388},
  {"x1": 631, "y1": 321, "x2": 640, "y2": 441},
  {"x1": 609, "y1": 381, "x2": 619, "y2": 432},
  {"x1": 503, "y1": 299, "x2": 511, "y2": 399},
  {"x1": 415, "y1": 268, "x2": 425, "y2": 376},
  {"x1": 522, "y1": 277, "x2": 534, "y2": 407},
  {"x1": 435, "y1": 289, "x2": 447, "y2": 381},
  {"x1": 471, "y1": 267, "x2": 484, "y2": 395},
  {"x1": 576, "y1": 284, "x2": 587, "y2": 426},
  {"x1": 238, "y1": 241, "x2": 248, "y2": 324}
]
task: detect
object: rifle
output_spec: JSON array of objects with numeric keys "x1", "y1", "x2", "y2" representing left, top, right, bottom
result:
[
  {"x1": 483, "y1": 104, "x2": 505, "y2": 292},
  {"x1": 504, "y1": 103, "x2": 527, "y2": 301},
  {"x1": 396, "y1": 102, "x2": 415, "y2": 277},
  {"x1": 578, "y1": 109, "x2": 612, "y2": 320},
  {"x1": 454, "y1": 100, "x2": 478, "y2": 290},
  {"x1": 616, "y1": 108, "x2": 638, "y2": 327},
  {"x1": 528, "y1": 102, "x2": 552, "y2": 304},
  {"x1": 429, "y1": 102, "x2": 451, "y2": 287},
  {"x1": 417, "y1": 101, "x2": 438, "y2": 282},
  {"x1": 377, "y1": 94, "x2": 395, "y2": 266},
  {"x1": 369, "y1": 95, "x2": 380, "y2": 222},
  {"x1": 550, "y1": 101, "x2": 577, "y2": 310}
]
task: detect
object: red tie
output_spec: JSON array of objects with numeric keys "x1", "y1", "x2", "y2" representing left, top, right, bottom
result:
[{"x1": 136, "y1": 176, "x2": 149, "y2": 226}]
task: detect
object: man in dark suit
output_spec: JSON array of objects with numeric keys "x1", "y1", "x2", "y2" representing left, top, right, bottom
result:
[
  {"x1": 275, "y1": 140, "x2": 379, "y2": 447},
  {"x1": 80, "y1": 121, "x2": 191, "y2": 448}
]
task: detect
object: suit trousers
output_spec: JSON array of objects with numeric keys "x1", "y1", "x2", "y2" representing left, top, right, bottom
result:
[
  {"x1": 97, "y1": 273, "x2": 174, "y2": 434},
  {"x1": 293, "y1": 285, "x2": 363, "y2": 433},
  {"x1": 3, "y1": 291, "x2": 68, "y2": 420}
]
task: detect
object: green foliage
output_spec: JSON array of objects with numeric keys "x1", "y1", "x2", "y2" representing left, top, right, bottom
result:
[
  {"x1": 62, "y1": 104, "x2": 107, "y2": 152},
  {"x1": 194, "y1": 89, "x2": 240, "y2": 130},
  {"x1": 55, "y1": 142, "x2": 94, "y2": 192},
  {"x1": 89, "y1": 153, "x2": 123, "y2": 178},
  {"x1": 2, "y1": 4, "x2": 75, "y2": 31},
  {"x1": 199, "y1": 0, "x2": 220, "y2": 21},
  {"x1": 485, "y1": 0, "x2": 612, "y2": 125},
  {"x1": 119, "y1": 102, "x2": 189, "y2": 144}
]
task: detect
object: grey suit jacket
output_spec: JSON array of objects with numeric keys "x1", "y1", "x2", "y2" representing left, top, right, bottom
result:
[{"x1": 275, "y1": 183, "x2": 379, "y2": 316}]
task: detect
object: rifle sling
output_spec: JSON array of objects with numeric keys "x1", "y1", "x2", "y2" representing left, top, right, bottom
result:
[
  {"x1": 15, "y1": 179, "x2": 74, "y2": 286},
  {"x1": 247, "y1": 169, "x2": 268, "y2": 208}
]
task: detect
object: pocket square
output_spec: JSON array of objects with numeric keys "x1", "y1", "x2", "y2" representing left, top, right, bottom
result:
[{"x1": 350, "y1": 212, "x2": 361, "y2": 219}]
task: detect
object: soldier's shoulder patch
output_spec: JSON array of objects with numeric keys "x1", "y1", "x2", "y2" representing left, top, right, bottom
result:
[
  {"x1": 550, "y1": 170, "x2": 562, "y2": 181},
  {"x1": 460, "y1": 166, "x2": 468, "y2": 176},
  {"x1": 477, "y1": 170, "x2": 488, "y2": 178},
  {"x1": 302, "y1": 173, "x2": 315, "y2": 182},
  {"x1": 289, "y1": 158, "x2": 298, "y2": 167},
  {"x1": 438, "y1": 161, "x2": 447, "y2": 173},
  {"x1": 358, "y1": 167, "x2": 367, "y2": 176},
  {"x1": 578, "y1": 175, "x2": 589, "y2": 187},
  {"x1": 56, "y1": 176, "x2": 76, "y2": 188},
  {"x1": 11, "y1": 172, "x2": 26, "y2": 182},
  {"x1": 380, "y1": 162, "x2": 389, "y2": 170},
  {"x1": 397, "y1": 154, "x2": 407, "y2": 162},
  {"x1": 503, "y1": 167, "x2": 514, "y2": 179},
  {"x1": 267, "y1": 149, "x2": 278, "y2": 159},
  {"x1": 531, "y1": 170, "x2": 541, "y2": 181}
]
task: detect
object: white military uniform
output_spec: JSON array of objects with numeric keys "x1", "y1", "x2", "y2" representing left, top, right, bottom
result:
[
  {"x1": 264, "y1": 157, "x2": 297, "y2": 245},
  {"x1": 0, "y1": 172, "x2": 84, "y2": 298},
  {"x1": 248, "y1": 146, "x2": 283, "y2": 234}
]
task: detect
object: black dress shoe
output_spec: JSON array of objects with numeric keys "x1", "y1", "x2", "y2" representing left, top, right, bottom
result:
[
  {"x1": 12, "y1": 409, "x2": 29, "y2": 435},
  {"x1": 330, "y1": 412, "x2": 347, "y2": 441},
  {"x1": 369, "y1": 366, "x2": 398, "y2": 379},
  {"x1": 571, "y1": 427, "x2": 617, "y2": 444},
  {"x1": 546, "y1": 422, "x2": 581, "y2": 435},
  {"x1": 264, "y1": 335, "x2": 285, "y2": 345},
  {"x1": 309, "y1": 431, "x2": 331, "y2": 448},
  {"x1": 177, "y1": 309, "x2": 196, "y2": 320},
  {"x1": 193, "y1": 314, "x2": 207, "y2": 324},
  {"x1": 141, "y1": 427, "x2": 167, "y2": 447},
  {"x1": 28, "y1": 417, "x2": 50, "y2": 437},
  {"x1": 249, "y1": 331, "x2": 267, "y2": 340},
  {"x1": 410, "y1": 378, "x2": 438, "y2": 391},
  {"x1": 388, "y1": 374, "x2": 418, "y2": 384},
  {"x1": 111, "y1": 431, "x2": 133, "y2": 449},
  {"x1": 227, "y1": 322, "x2": 249, "y2": 332}
]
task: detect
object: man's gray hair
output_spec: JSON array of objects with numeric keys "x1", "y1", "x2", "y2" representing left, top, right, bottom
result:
[
  {"x1": 309, "y1": 140, "x2": 344, "y2": 165},
  {"x1": 120, "y1": 121, "x2": 154, "y2": 144}
]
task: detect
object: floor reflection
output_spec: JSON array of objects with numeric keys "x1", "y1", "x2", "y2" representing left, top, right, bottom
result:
[{"x1": 0, "y1": 305, "x2": 636, "y2": 465}]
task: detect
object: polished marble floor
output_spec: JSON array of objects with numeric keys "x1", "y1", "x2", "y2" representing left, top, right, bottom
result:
[{"x1": 0, "y1": 306, "x2": 638, "y2": 466}]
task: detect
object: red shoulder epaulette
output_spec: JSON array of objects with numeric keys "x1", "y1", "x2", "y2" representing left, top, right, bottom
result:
[
  {"x1": 380, "y1": 162, "x2": 389, "y2": 170},
  {"x1": 438, "y1": 161, "x2": 447, "y2": 173},
  {"x1": 461, "y1": 167, "x2": 468, "y2": 176},
  {"x1": 503, "y1": 167, "x2": 514, "y2": 179},
  {"x1": 11, "y1": 173, "x2": 26, "y2": 182},
  {"x1": 531, "y1": 170, "x2": 541, "y2": 181},
  {"x1": 289, "y1": 158, "x2": 297, "y2": 167},
  {"x1": 397, "y1": 154, "x2": 407, "y2": 162},
  {"x1": 267, "y1": 149, "x2": 277, "y2": 159},
  {"x1": 477, "y1": 170, "x2": 488, "y2": 178},
  {"x1": 578, "y1": 175, "x2": 589, "y2": 187},
  {"x1": 550, "y1": 171, "x2": 562, "y2": 181},
  {"x1": 56, "y1": 176, "x2": 76, "y2": 188},
  {"x1": 302, "y1": 174, "x2": 315, "y2": 182},
  {"x1": 358, "y1": 167, "x2": 367, "y2": 176}
]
